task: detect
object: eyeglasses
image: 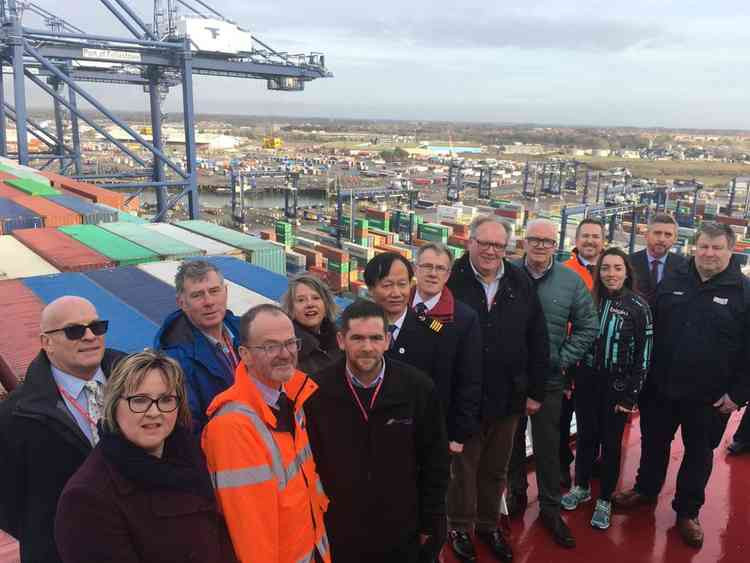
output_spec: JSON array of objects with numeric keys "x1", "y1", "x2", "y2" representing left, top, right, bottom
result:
[
  {"x1": 417, "y1": 263, "x2": 450, "y2": 274},
  {"x1": 525, "y1": 237, "x2": 557, "y2": 249},
  {"x1": 472, "y1": 238, "x2": 507, "y2": 252},
  {"x1": 44, "y1": 320, "x2": 109, "y2": 340},
  {"x1": 249, "y1": 338, "x2": 302, "y2": 356},
  {"x1": 123, "y1": 394, "x2": 180, "y2": 414}
]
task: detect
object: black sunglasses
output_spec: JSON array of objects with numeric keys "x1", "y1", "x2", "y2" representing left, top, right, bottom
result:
[{"x1": 44, "y1": 320, "x2": 109, "y2": 340}]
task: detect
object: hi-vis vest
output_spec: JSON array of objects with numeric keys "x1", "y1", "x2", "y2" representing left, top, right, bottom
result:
[
  {"x1": 202, "y1": 364, "x2": 330, "y2": 563},
  {"x1": 564, "y1": 250, "x2": 594, "y2": 290}
]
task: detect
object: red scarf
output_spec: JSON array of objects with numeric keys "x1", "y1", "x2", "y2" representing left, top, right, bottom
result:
[{"x1": 410, "y1": 286, "x2": 455, "y2": 323}]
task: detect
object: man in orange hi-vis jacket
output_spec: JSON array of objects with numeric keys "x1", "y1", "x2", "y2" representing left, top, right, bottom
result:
[{"x1": 202, "y1": 304, "x2": 330, "y2": 563}]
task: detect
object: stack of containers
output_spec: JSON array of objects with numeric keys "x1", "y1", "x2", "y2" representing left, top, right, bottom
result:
[
  {"x1": 0, "y1": 236, "x2": 60, "y2": 278},
  {"x1": 46, "y1": 195, "x2": 118, "y2": 224},
  {"x1": 13, "y1": 227, "x2": 115, "y2": 271},
  {"x1": 176, "y1": 220, "x2": 286, "y2": 275},
  {"x1": 0, "y1": 159, "x2": 53, "y2": 186},
  {"x1": 59, "y1": 224, "x2": 160, "y2": 266},
  {"x1": 145, "y1": 223, "x2": 244, "y2": 258},
  {"x1": 316, "y1": 244, "x2": 350, "y2": 292},
  {"x1": 259, "y1": 229, "x2": 275, "y2": 241},
  {"x1": 365, "y1": 208, "x2": 390, "y2": 231},
  {"x1": 437, "y1": 205, "x2": 462, "y2": 224},
  {"x1": 4, "y1": 178, "x2": 60, "y2": 196},
  {"x1": 291, "y1": 246, "x2": 324, "y2": 269},
  {"x1": 418, "y1": 222, "x2": 450, "y2": 244},
  {"x1": 97, "y1": 204, "x2": 148, "y2": 224},
  {"x1": 40, "y1": 170, "x2": 139, "y2": 212},
  {"x1": 286, "y1": 250, "x2": 307, "y2": 275},
  {"x1": 0, "y1": 280, "x2": 45, "y2": 391},
  {"x1": 275, "y1": 221, "x2": 294, "y2": 247},
  {"x1": 0, "y1": 197, "x2": 43, "y2": 234},
  {"x1": 99, "y1": 222, "x2": 205, "y2": 260},
  {"x1": 10, "y1": 195, "x2": 82, "y2": 228}
]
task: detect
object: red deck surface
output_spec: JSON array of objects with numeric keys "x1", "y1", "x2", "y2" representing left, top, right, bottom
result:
[{"x1": 0, "y1": 412, "x2": 746, "y2": 563}]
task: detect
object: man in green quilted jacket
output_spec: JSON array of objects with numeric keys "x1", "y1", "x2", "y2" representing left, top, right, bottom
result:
[{"x1": 507, "y1": 218, "x2": 598, "y2": 549}]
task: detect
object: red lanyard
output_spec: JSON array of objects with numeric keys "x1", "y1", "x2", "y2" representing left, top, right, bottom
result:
[
  {"x1": 222, "y1": 331, "x2": 239, "y2": 367},
  {"x1": 58, "y1": 385, "x2": 97, "y2": 426},
  {"x1": 345, "y1": 373, "x2": 385, "y2": 422}
]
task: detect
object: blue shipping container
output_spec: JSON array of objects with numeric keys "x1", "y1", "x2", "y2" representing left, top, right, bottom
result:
[
  {"x1": 0, "y1": 197, "x2": 43, "y2": 234},
  {"x1": 85, "y1": 266, "x2": 177, "y2": 326},
  {"x1": 46, "y1": 195, "x2": 118, "y2": 225},
  {"x1": 22, "y1": 272, "x2": 158, "y2": 352}
]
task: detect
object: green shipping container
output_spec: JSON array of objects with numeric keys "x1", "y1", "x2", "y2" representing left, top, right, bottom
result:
[
  {"x1": 176, "y1": 220, "x2": 286, "y2": 275},
  {"x1": 0, "y1": 162, "x2": 53, "y2": 186},
  {"x1": 59, "y1": 224, "x2": 159, "y2": 265},
  {"x1": 328, "y1": 260, "x2": 351, "y2": 273},
  {"x1": 4, "y1": 178, "x2": 60, "y2": 196},
  {"x1": 99, "y1": 222, "x2": 205, "y2": 260}
]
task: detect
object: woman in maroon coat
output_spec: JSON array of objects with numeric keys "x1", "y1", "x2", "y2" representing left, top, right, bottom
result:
[{"x1": 55, "y1": 350, "x2": 236, "y2": 563}]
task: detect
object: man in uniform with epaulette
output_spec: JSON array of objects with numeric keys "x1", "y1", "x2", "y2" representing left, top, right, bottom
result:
[{"x1": 364, "y1": 249, "x2": 483, "y2": 459}]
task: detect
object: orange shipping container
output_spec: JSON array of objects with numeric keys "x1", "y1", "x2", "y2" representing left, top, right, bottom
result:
[
  {"x1": 10, "y1": 194, "x2": 82, "y2": 227},
  {"x1": 0, "y1": 280, "x2": 45, "y2": 391}
]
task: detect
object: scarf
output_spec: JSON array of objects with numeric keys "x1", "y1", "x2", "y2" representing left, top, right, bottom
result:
[{"x1": 99, "y1": 423, "x2": 215, "y2": 500}]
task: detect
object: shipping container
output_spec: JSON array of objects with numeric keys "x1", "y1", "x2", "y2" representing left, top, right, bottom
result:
[
  {"x1": 46, "y1": 195, "x2": 118, "y2": 224},
  {"x1": 59, "y1": 224, "x2": 160, "y2": 266},
  {"x1": 176, "y1": 220, "x2": 286, "y2": 275},
  {"x1": 137, "y1": 260, "x2": 273, "y2": 316},
  {"x1": 0, "y1": 279, "x2": 45, "y2": 391},
  {"x1": 145, "y1": 223, "x2": 244, "y2": 257},
  {"x1": 85, "y1": 266, "x2": 177, "y2": 326},
  {"x1": 10, "y1": 194, "x2": 82, "y2": 227},
  {"x1": 99, "y1": 222, "x2": 204, "y2": 260},
  {"x1": 97, "y1": 204, "x2": 148, "y2": 224},
  {"x1": 202, "y1": 255, "x2": 289, "y2": 301},
  {"x1": 0, "y1": 160, "x2": 52, "y2": 186},
  {"x1": 40, "y1": 170, "x2": 130, "y2": 209},
  {"x1": 22, "y1": 272, "x2": 158, "y2": 352},
  {"x1": 0, "y1": 181, "x2": 25, "y2": 199},
  {"x1": 0, "y1": 197, "x2": 44, "y2": 234},
  {"x1": 12, "y1": 227, "x2": 115, "y2": 271},
  {"x1": 4, "y1": 178, "x2": 60, "y2": 196},
  {"x1": 0, "y1": 235, "x2": 60, "y2": 279}
]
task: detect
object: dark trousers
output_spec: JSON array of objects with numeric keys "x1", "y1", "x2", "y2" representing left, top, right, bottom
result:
[
  {"x1": 573, "y1": 369, "x2": 628, "y2": 501},
  {"x1": 508, "y1": 388, "x2": 564, "y2": 516},
  {"x1": 559, "y1": 389, "x2": 576, "y2": 470},
  {"x1": 733, "y1": 406, "x2": 750, "y2": 444},
  {"x1": 447, "y1": 415, "x2": 519, "y2": 533},
  {"x1": 634, "y1": 391, "x2": 730, "y2": 518}
]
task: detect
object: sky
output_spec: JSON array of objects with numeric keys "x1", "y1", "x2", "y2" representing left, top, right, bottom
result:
[{"x1": 16, "y1": 1, "x2": 750, "y2": 129}]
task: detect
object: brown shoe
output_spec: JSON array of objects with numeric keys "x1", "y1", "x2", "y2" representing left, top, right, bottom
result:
[
  {"x1": 677, "y1": 517, "x2": 704, "y2": 548},
  {"x1": 611, "y1": 488, "x2": 657, "y2": 509}
]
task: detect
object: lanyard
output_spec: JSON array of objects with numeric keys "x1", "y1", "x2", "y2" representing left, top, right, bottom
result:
[
  {"x1": 58, "y1": 385, "x2": 97, "y2": 427},
  {"x1": 345, "y1": 374, "x2": 385, "y2": 423}
]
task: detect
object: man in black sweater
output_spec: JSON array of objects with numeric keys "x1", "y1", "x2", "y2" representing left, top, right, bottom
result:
[{"x1": 306, "y1": 300, "x2": 450, "y2": 563}]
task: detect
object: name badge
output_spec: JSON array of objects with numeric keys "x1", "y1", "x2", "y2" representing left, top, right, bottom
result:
[{"x1": 713, "y1": 297, "x2": 728, "y2": 305}]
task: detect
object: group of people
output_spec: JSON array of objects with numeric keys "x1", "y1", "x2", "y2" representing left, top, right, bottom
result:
[{"x1": 0, "y1": 210, "x2": 748, "y2": 563}]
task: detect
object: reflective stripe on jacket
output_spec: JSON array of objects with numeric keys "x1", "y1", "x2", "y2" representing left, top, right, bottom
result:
[{"x1": 202, "y1": 363, "x2": 330, "y2": 563}]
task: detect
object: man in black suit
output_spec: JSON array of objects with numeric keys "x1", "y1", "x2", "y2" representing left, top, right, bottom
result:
[
  {"x1": 364, "y1": 250, "x2": 483, "y2": 455},
  {"x1": 305, "y1": 300, "x2": 449, "y2": 562},
  {"x1": 629, "y1": 212, "x2": 686, "y2": 307}
]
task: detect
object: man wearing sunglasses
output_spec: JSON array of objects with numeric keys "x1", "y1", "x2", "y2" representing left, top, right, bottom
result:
[
  {"x1": 446, "y1": 215, "x2": 550, "y2": 563},
  {"x1": 506, "y1": 219, "x2": 597, "y2": 548},
  {"x1": 0, "y1": 296, "x2": 125, "y2": 563}
]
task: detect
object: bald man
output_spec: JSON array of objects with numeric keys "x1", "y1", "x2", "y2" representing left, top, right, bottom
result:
[{"x1": 0, "y1": 296, "x2": 125, "y2": 563}]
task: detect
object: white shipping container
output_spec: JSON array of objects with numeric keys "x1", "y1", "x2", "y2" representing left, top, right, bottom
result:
[
  {"x1": 0, "y1": 236, "x2": 59, "y2": 279},
  {"x1": 145, "y1": 223, "x2": 243, "y2": 257}
]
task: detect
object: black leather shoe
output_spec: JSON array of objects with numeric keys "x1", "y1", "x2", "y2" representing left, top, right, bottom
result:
[
  {"x1": 540, "y1": 512, "x2": 576, "y2": 548},
  {"x1": 448, "y1": 530, "x2": 477, "y2": 562},
  {"x1": 477, "y1": 529, "x2": 513, "y2": 561},
  {"x1": 728, "y1": 440, "x2": 750, "y2": 455},
  {"x1": 507, "y1": 493, "x2": 528, "y2": 519}
]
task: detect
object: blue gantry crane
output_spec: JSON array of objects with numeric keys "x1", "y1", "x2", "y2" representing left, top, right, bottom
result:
[{"x1": 0, "y1": 0, "x2": 331, "y2": 220}]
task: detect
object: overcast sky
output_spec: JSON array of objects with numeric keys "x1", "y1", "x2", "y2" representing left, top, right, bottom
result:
[{"x1": 18, "y1": 1, "x2": 750, "y2": 129}]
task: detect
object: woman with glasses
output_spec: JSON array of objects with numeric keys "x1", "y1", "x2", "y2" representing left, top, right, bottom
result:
[
  {"x1": 560, "y1": 247, "x2": 653, "y2": 531},
  {"x1": 55, "y1": 350, "x2": 237, "y2": 563},
  {"x1": 281, "y1": 274, "x2": 342, "y2": 376}
]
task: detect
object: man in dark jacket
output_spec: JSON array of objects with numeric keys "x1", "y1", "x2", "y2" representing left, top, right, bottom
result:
[
  {"x1": 364, "y1": 248, "x2": 483, "y2": 451},
  {"x1": 446, "y1": 215, "x2": 550, "y2": 563},
  {"x1": 629, "y1": 212, "x2": 686, "y2": 308},
  {"x1": 155, "y1": 260, "x2": 240, "y2": 432},
  {"x1": 613, "y1": 222, "x2": 750, "y2": 548},
  {"x1": 0, "y1": 296, "x2": 125, "y2": 563},
  {"x1": 507, "y1": 219, "x2": 597, "y2": 548},
  {"x1": 306, "y1": 300, "x2": 450, "y2": 563}
]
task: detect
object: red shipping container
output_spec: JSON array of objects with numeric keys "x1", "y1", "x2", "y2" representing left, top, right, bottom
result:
[
  {"x1": 10, "y1": 194, "x2": 82, "y2": 227},
  {"x1": 40, "y1": 170, "x2": 138, "y2": 210},
  {"x1": 0, "y1": 183, "x2": 24, "y2": 199},
  {"x1": 0, "y1": 171, "x2": 19, "y2": 183},
  {"x1": 315, "y1": 243, "x2": 349, "y2": 263},
  {"x1": 259, "y1": 230, "x2": 275, "y2": 241},
  {"x1": 12, "y1": 227, "x2": 115, "y2": 271},
  {"x1": 292, "y1": 246, "x2": 323, "y2": 269},
  {"x1": 0, "y1": 279, "x2": 45, "y2": 391}
]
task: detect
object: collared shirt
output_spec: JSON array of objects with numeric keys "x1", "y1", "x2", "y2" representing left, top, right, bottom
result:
[
  {"x1": 577, "y1": 254, "x2": 594, "y2": 267},
  {"x1": 51, "y1": 365, "x2": 106, "y2": 444},
  {"x1": 252, "y1": 375, "x2": 285, "y2": 407},
  {"x1": 412, "y1": 291, "x2": 441, "y2": 312},
  {"x1": 646, "y1": 251, "x2": 666, "y2": 284},
  {"x1": 201, "y1": 323, "x2": 239, "y2": 372},
  {"x1": 346, "y1": 358, "x2": 386, "y2": 389},
  {"x1": 524, "y1": 256, "x2": 554, "y2": 280},
  {"x1": 469, "y1": 258, "x2": 504, "y2": 309},
  {"x1": 389, "y1": 309, "x2": 408, "y2": 342}
]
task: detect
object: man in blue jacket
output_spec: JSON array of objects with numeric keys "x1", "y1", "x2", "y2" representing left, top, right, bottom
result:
[{"x1": 155, "y1": 260, "x2": 240, "y2": 432}]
